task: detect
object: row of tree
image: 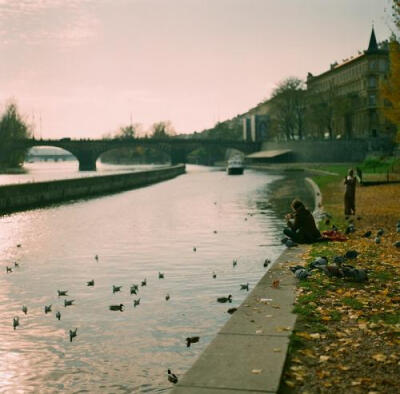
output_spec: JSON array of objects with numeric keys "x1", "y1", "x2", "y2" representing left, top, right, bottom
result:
[{"x1": 265, "y1": 77, "x2": 358, "y2": 141}]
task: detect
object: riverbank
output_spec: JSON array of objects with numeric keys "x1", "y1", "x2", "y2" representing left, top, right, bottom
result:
[
  {"x1": 0, "y1": 164, "x2": 185, "y2": 215},
  {"x1": 171, "y1": 174, "x2": 318, "y2": 393},
  {"x1": 279, "y1": 169, "x2": 400, "y2": 393}
]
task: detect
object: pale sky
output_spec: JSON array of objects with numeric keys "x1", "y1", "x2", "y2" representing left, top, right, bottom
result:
[{"x1": 0, "y1": 0, "x2": 393, "y2": 139}]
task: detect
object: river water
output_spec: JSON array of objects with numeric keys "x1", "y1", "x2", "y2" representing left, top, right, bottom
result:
[{"x1": 0, "y1": 163, "x2": 313, "y2": 393}]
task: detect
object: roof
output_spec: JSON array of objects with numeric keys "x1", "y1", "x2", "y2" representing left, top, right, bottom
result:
[{"x1": 246, "y1": 149, "x2": 292, "y2": 159}]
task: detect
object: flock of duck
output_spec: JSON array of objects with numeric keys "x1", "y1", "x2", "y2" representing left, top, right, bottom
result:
[{"x1": 6, "y1": 242, "x2": 273, "y2": 386}]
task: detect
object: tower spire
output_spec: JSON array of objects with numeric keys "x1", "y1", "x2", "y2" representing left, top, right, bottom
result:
[{"x1": 367, "y1": 26, "x2": 378, "y2": 52}]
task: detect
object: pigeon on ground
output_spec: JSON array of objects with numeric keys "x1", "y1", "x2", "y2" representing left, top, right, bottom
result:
[
  {"x1": 240, "y1": 283, "x2": 249, "y2": 291},
  {"x1": 285, "y1": 239, "x2": 298, "y2": 248},
  {"x1": 362, "y1": 230, "x2": 372, "y2": 238},
  {"x1": 295, "y1": 268, "x2": 311, "y2": 280},
  {"x1": 22, "y1": 305, "x2": 28, "y2": 315},
  {"x1": 158, "y1": 272, "x2": 164, "y2": 279},
  {"x1": 342, "y1": 267, "x2": 368, "y2": 282},
  {"x1": 345, "y1": 250, "x2": 358, "y2": 259},
  {"x1": 319, "y1": 265, "x2": 344, "y2": 278},
  {"x1": 377, "y1": 229, "x2": 384, "y2": 237},
  {"x1": 87, "y1": 280, "x2": 95, "y2": 286},
  {"x1": 227, "y1": 308, "x2": 237, "y2": 314},
  {"x1": 394, "y1": 241, "x2": 400, "y2": 248},
  {"x1": 333, "y1": 256, "x2": 346, "y2": 265},
  {"x1": 57, "y1": 290, "x2": 68, "y2": 296},
  {"x1": 44, "y1": 305, "x2": 52, "y2": 314},
  {"x1": 64, "y1": 299, "x2": 74, "y2": 307},
  {"x1": 375, "y1": 237, "x2": 381, "y2": 244},
  {"x1": 56, "y1": 311, "x2": 61, "y2": 320}
]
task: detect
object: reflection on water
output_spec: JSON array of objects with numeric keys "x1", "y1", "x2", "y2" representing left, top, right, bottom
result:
[
  {"x1": 0, "y1": 164, "x2": 312, "y2": 392},
  {"x1": 0, "y1": 161, "x2": 166, "y2": 185}
]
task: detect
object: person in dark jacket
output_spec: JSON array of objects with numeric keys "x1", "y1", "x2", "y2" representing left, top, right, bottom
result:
[
  {"x1": 344, "y1": 169, "x2": 357, "y2": 215},
  {"x1": 283, "y1": 199, "x2": 322, "y2": 244}
]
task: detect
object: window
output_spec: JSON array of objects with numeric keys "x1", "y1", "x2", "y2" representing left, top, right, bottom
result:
[
  {"x1": 369, "y1": 61, "x2": 377, "y2": 71},
  {"x1": 379, "y1": 59, "x2": 387, "y2": 72},
  {"x1": 368, "y1": 76, "x2": 377, "y2": 88},
  {"x1": 369, "y1": 94, "x2": 376, "y2": 106}
]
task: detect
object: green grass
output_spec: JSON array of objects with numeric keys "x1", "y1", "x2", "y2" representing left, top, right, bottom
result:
[
  {"x1": 370, "y1": 313, "x2": 400, "y2": 325},
  {"x1": 342, "y1": 297, "x2": 364, "y2": 310}
]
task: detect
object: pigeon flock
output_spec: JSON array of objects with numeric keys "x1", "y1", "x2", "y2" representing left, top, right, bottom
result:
[{"x1": 289, "y1": 218, "x2": 400, "y2": 282}]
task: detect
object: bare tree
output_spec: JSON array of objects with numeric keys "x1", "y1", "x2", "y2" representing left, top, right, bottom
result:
[{"x1": 269, "y1": 77, "x2": 305, "y2": 140}]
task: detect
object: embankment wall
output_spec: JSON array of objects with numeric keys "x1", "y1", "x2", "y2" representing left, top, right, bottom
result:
[{"x1": 0, "y1": 164, "x2": 185, "y2": 214}]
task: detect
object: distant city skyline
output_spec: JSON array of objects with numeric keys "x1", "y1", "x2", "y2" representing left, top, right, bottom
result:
[{"x1": 0, "y1": 0, "x2": 393, "y2": 139}]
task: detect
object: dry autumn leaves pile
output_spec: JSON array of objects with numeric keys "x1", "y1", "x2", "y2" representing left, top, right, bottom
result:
[{"x1": 281, "y1": 181, "x2": 400, "y2": 393}]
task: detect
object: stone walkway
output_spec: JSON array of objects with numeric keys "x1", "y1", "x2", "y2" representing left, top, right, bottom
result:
[{"x1": 170, "y1": 245, "x2": 308, "y2": 394}]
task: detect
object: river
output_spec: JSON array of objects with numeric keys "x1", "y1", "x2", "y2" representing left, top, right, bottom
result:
[{"x1": 0, "y1": 162, "x2": 313, "y2": 393}]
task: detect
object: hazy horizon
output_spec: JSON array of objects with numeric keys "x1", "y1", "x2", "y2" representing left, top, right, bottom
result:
[{"x1": 0, "y1": 0, "x2": 393, "y2": 139}]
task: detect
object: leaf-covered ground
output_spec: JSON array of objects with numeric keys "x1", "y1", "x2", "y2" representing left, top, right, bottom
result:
[{"x1": 279, "y1": 178, "x2": 400, "y2": 393}]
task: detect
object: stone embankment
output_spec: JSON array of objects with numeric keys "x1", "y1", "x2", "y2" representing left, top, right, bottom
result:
[
  {"x1": 171, "y1": 177, "x2": 320, "y2": 394},
  {"x1": 0, "y1": 164, "x2": 185, "y2": 215}
]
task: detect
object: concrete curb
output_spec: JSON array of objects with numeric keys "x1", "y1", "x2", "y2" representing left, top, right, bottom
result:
[{"x1": 170, "y1": 177, "x2": 321, "y2": 394}]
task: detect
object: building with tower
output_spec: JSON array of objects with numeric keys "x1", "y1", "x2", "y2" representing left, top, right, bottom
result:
[{"x1": 306, "y1": 27, "x2": 395, "y2": 139}]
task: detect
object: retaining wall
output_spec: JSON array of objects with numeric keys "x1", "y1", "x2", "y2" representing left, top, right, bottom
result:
[{"x1": 0, "y1": 164, "x2": 185, "y2": 215}]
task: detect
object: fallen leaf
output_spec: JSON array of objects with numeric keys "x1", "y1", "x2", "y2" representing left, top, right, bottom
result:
[
  {"x1": 372, "y1": 353, "x2": 387, "y2": 362},
  {"x1": 319, "y1": 355, "x2": 330, "y2": 362},
  {"x1": 251, "y1": 369, "x2": 262, "y2": 374}
]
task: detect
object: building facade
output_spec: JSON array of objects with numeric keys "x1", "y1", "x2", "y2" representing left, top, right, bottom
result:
[{"x1": 306, "y1": 28, "x2": 395, "y2": 138}]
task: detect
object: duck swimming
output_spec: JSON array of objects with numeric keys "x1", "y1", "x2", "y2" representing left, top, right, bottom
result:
[
  {"x1": 69, "y1": 328, "x2": 77, "y2": 342},
  {"x1": 167, "y1": 369, "x2": 178, "y2": 384},
  {"x1": 133, "y1": 298, "x2": 141, "y2": 307},
  {"x1": 13, "y1": 317, "x2": 19, "y2": 330},
  {"x1": 186, "y1": 336, "x2": 200, "y2": 347},
  {"x1": 217, "y1": 295, "x2": 232, "y2": 303},
  {"x1": 112, "y1": 285, "x2": 122, "y2": 294},
  {"x1": 109, "y1": 304, "x2": 124, "y2": 311}
]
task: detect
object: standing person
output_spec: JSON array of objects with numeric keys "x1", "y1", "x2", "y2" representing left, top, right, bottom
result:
[
  {"x1": 344, "y1": 169, "x2": 357, "y2": 215},
  {"x1": 283, "y1": 199, "x2": 322, "y2": 244}
]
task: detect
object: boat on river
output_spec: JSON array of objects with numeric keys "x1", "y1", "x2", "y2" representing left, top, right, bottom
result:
[{"x1": 227, "y1": 156, "x2": 244, "y2": 175}]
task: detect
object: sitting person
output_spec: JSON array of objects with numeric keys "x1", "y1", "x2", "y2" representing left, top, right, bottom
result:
[{"x1": 283, "y1": 199, "x2": 322, "y2": 244}]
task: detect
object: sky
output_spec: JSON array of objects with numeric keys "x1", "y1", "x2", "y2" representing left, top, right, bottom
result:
[{"x1": 0, "y1": 0, "x2": 394, "y2": 139}]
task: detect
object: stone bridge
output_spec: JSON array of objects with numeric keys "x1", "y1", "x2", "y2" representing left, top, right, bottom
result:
[{"x1": 13, "y1": 138, "x2": 261, "y2": 171}]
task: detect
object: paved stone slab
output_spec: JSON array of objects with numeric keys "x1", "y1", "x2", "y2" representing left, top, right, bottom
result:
[
  {"x1": 171, "y1": 387, "x2": 274, "y2": 394},
  {"x1": 175, "y1": 334, "x2": 289, "y2": 393},
  {"x1": 171, "y1": 244, "x2": 310, "y2": 394}
]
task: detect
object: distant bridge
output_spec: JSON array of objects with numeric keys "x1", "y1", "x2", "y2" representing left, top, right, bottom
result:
[{"x1": 13, "y1": 138, "x2": 261, "y2": 171}]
